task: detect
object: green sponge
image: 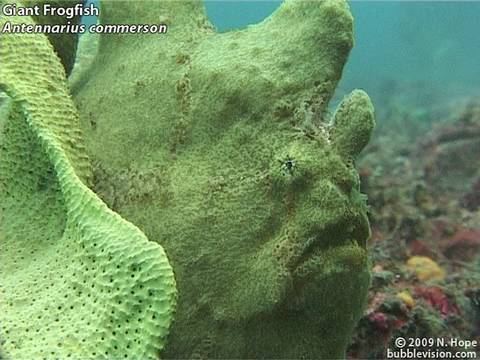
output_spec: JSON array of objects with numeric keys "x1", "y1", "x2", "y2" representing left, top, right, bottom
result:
[
  {"x1": 22, "y1": 0, "x2": 86, "y2": 75},
  {"x1": 0, "y1": 10, "x2": 176, "y2": 359}
]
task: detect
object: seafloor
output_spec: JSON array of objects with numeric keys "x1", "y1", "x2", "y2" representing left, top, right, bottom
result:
[{"x1": 348, "y1": 93, "x2": 480, "y2": 358}]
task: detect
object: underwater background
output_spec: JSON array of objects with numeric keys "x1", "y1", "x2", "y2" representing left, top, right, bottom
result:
[{"x1": 1, "y1": 0, "x2": 479, "y2": 358}]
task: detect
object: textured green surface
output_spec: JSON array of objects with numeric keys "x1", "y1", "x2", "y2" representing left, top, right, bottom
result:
[
  {"x1": 0, "y1": 9, "x2": 176, "y2": 359},
  {"x1": 23, "y1": 0, "x2": 86, "y2": 75},
  {"x1": 72, "y1": 0, "x2": 375, "y2": 358}
]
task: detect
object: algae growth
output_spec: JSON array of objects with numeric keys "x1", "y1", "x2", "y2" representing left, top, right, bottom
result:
[{"x1": 0, "y1": 0, "x2": 375, "y2": 358}]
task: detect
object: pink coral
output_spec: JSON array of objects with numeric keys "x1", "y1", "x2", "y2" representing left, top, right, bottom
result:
[{"x1": 368, "y1": 312, "x2": 390, "y2": 331}]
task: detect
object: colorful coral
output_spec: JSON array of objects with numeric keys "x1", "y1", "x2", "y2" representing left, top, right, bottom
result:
[
  {"x1": 406, "y1": 256, "x2": 445, "y2": 281},
  {"x1": 348, "y1": 95, "x2": 480, "y2": 358}
]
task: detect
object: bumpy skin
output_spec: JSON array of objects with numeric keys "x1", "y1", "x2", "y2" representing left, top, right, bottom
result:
[
  {"x1": 72, "y1": 0, "x2": 375, "y2": 358},
  {"x1": 0, "y1": 9, "x2": 176, "y2": 359},
  {"x1": 22, "y1": 0, "x2": 86, "y2": 75}
]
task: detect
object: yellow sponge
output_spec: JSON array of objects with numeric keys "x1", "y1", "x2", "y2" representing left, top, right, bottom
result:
[{"x1": 406, "y1": 256, "x2": 445, "y2": 281}]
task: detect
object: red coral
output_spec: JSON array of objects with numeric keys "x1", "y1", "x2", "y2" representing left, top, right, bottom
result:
[
  {"x1": 368, "y1": 311, "x2": 390, "y2": 331},
  {"x1": 415, "y1": 286, "x2": 460, "y2": 317},
  {"x1": 428, "y1": 219, "x2": 480, "y2": 261},
  {"x1": 442, "y1": 228, "x2": 480, "y2": 261},
  {"x1": 409, "y1": 239, "x2": 437, "y2": 258}
]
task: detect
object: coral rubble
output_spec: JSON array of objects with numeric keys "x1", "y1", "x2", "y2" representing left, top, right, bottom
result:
[{"x1": 349, "y1": 96, "x2": 480, "y2": 359}]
